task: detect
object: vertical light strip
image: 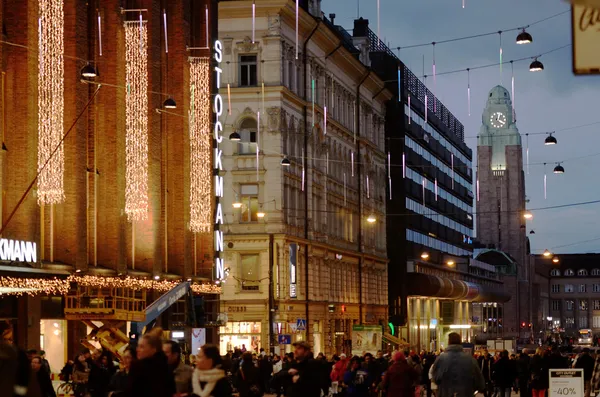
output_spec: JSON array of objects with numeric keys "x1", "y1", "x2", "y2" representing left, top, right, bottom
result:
[
  {"x1": 408, "y1": 94, "x2": 411, "y2": 124},
  {"x1": 397, "y1": 67, "x2": 401, "y2": 102},
  {"x1": 252, "y1": 0, "x2": 256, "y2": 43},
  {"x1": 511, "y1": 61, "x2": 515, "y2": 121},
  {"x1": 125, "y1": 21, "x2": 149, "y2": 221},
  {"x1": 353, "y1": 100, "x2": 356, "y2": 142},
  {"x1": 227, "y1": 83, "x2": 232, "y2": 115},
  {"x1": 366, "y1": 175, "x2": 370, "y2": 199},
  {"x1": 432, "y1": 43, "x2": 436, "y2": 113},
  {"x1": 256, "y1": 111, "x2": 260, "y2": 181},
  {"x1": 544, "y1": 163, "x2": 547, "y2": 200},
  {"x1": 467, "y1": 68, "x2": 471, "y2": 116},
  {"x1": 301, "y1": 148, "x2": 305, "y2": 191},
  {"x1": 163, "y1": 9, "x2": 168, "y2": 53},
  {"x1": 462, "y1": 0, "x2": 465, "y2": 8},
  {"x1": 526, "y1": 134, "x2": 530, "y2": 174},
  {"x1": 326, "y1": 152, "x2": 329, "y2": 174},
  {"x1": 261, "y1": 81, "x2": 265, "y2": 112},
  {"x1": 324, "y1": 106, "x2": 327, "y2": 135},
  {"x1": 499, "y1": 31, "x2": 503, "y2": 81},
  {"x1": 311, "y1": 79, "x2": 315, "y2": 126},
  {"x1": 388, "y1": 177, "x2": 392, "y2": 200},
  {"x1": 422, "y1": 178, "x2": 426, "y2": 207},
  {"x1": 98, "y1": 10, "x2": 103, "y2": 56},
  {"x1": 402, "y1": 152, "x2": 406, "y2": 178},
  {"x1": 38, "y1": 0, "x2": 65, "y2": 205},
  {"x1": 205, "y1": 5, "x2": 209, "y2": 48},
  {"x1": 188, "y1": 57, "x2": 211, "y2": 232},
  {"x1": 435, "y1": 178, "x2": 438, "y2": 201},
  {"x1": 424, "y1": 76, "x2": 428, "y2": 123},
  {"x1": 451, "y1": 153, "x2": 455, "y2": 189},
  {"x1": 387, "y1": 152, "x2": 391, "y2": 177},
  {"x1": 476, "y1": 177, "x2": 480, "y2": 202},
  {"x1": 377, "y1": 0, "x2": 380, "y2": 41},
  {"x1": 351, "y1": 151, "x2": 354, "y2": 177},
  {"x1": 295, "y1": 0, "x2": 299, "y2": 59}
]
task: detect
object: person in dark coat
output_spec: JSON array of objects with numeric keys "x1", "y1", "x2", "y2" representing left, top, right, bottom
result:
[
  {"x1": 516, "y1": 350, "x2": 531, "y2": 397},
  {"x1": 236, "y1": 352, "x2": 262, "y2": 397},
  {"x1": 575, "y1": 348, "x2": 595, "y2": 397},
  {"x1": 287, "y1": 341, "x2": 322, "y2": 397},
  {"x1": 88, "y1": 351, "x2": 116, "y2": 397},
  {"x1": 492, "y1": 350, "x2": 517, "y2": 397},
  {"x1": 108, "y1": 348, "x2": 133, "y2": 397},
  {"x1": 191, "y1": 344, "x2": 232, "y2": 397},
  {"x1": 478, "y1": 351, "x2": 494, "y2": 397},
  {"x1": 126, "y1": 327, "x2": 175, "y2": 397},
  {"x1": 530, "y1": 348, "x2": 549, "y2": 397},
  {"x1": 345, "y1": 357, "x2": 370, "y2": 397},
  {"x1": 32, "y1": 356, "x2": 56, "y2": 397},
  {"x1": 382, "y1": 351, "x2": 419, "y2": 397}
]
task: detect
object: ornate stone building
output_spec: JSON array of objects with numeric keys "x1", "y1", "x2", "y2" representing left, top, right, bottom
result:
[{"x1": 218, "y1": 0, "x2": 390, "y2": 355}]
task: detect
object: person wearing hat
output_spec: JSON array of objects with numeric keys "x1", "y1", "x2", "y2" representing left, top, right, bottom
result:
[
  {"x1": 381, "y1": 351, "x2": 418, "y2": 397},
  {"x1": 287, "y1": 341, "x2": 321, "y2": 397}
]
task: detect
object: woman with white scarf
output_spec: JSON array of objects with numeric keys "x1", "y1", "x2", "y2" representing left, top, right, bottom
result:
[{"x1": 192, "y1": 344, "x2": 232, "y2": 397}]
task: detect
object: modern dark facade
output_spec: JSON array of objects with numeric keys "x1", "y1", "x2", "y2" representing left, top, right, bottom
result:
[{"x1": 348, "y1": 18, "x2": 508, "y2": 349}]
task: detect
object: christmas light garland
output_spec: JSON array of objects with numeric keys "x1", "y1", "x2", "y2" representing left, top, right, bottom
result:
[
  {"x1": 0, "y1": 275, "x2": 221, "y2": 297},
  {"x1": 188, "y1": 57, "x2": 212, "y2": 233},
  {"x1": 124, "y1": 21, "x2": 149, "y2": 221},
  {"x1": 37, "y1": 0, "x2": 65, "y2": 205}
]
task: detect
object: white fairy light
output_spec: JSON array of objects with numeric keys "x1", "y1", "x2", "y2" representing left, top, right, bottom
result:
[
  {"x1": 38, "y1": 0, "x2": 65, "y2": 205},
  {"x1": 124, "y1": 21, "x2": 149, "y2": 221},
  {"x1": 188, "y1": 57, "x2": 212, "y2": 233}
]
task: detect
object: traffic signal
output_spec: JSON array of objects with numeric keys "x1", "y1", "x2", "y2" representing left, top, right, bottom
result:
[{"x1": 521, "y1": 322, "x2": 526, "y2": 328}]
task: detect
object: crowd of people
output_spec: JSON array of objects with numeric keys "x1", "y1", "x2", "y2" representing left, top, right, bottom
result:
[{"x1": 6, "y1": 318, "x2": 600, "y2": 397}]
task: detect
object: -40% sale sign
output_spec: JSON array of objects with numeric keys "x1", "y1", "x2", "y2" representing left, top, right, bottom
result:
[{"x1": 549, "y1": 369, "x2": 583, "y2": 397}]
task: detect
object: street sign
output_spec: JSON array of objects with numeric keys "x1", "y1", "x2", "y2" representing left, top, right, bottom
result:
[
  {"x1": 572, "y1": 5, "x2": 600, "y2": 74},
  {"x1": 278, "y1": 335, "x2": 292, "y2": 345},
  {"x1": 549, "y1": 369, "x2": 583, "y2": 397},
  {"x1": 289, "y1": 323, "x2": 298, "y2": 333},
  {"x1": 296, "y1": 318, "x2": 306, "y2": 331}
]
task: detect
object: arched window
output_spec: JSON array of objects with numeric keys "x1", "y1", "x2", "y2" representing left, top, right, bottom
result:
[
  {"x1": 238, "y1": 118, "x2": 257, "y2": 155},
  {"x1": 592, "y1": 269, "x2": 600, "y2": 276},
  {"x1": 550, "y1": 269, "x2": 561, "y2": 276},
  {"x1": 564, "y1": 269, "x2": 575, "y2": 276},
  {"x1": 578, "y1": 269, "x2": 588, "y2": 276}
]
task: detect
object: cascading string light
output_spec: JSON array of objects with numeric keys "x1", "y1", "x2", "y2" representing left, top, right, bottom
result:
[
  {"x1": 188, "y1": 57, "x2": 212, "y2": 233},
  {"x1": 125, "y1": 21, "x2": 149, "y2": 222},
  {"x1": 98, "y1": 10, "x2": 103, "y2": 56},
  {"x1": 467, "y1": 68, "x2": 471, "y2": 116},
  {"x1": 163, "y1": 9, "x2": 168, "y2": 53},
  {"x1": 38, "y1": 0, "x2": 65, "y2": 205}
]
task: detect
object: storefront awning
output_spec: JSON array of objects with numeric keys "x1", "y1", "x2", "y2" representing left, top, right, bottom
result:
[{"x1": 406, "y1": 273, "x2": 510, "y2": 303}]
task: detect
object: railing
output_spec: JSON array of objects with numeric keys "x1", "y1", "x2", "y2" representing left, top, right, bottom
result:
[
  {"x1": 362, "y1": 27, "x2": 466, "y2": 143},
  {"x1": 65, "y1": 287, "x2": 147, "y2": 314}
]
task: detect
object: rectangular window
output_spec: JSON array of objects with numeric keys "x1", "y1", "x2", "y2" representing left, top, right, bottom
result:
[
  {"x1": 579, "y1": 284, "x2": 587, "y2": 293},
  {"x1": 593, "y1": 284, "x2": 600, "y2": 293},
  {"x1": 240, "y1": 184, "x2": 259, "y2": 223},
  {"x1": 240, "y1": 254, "x2": 260, "y2": 291},
  {"x1": 239, "y1": 55, "x2": 258, "y2": 87},
  {"x1": 566, "y1": 300, "x2": 574, "y2": 311},
  {"x1": 594, "y1": 300, "x2": 600, "y2": 310},
  {"x1": 594, "y1": 316, "x2": 600, "y2": 328},
  {"x1": 551, "y1": 284, "x2": 560, "y2": 293},
  {"x1": 580, "y1": 316, "x2": 588, "y2": 328},
  {"x1": 565, "y1": 284, "x2": 574, "y2": 293},
  {"x1": 565, "y1": 317, "x2": 575, "y2": 329},
  {"x1": 580, "y1": 300, "x2": 588, "y2": 311},
  {"x1": 552, "y1": 300, "x2": 560, "y2": 311}
]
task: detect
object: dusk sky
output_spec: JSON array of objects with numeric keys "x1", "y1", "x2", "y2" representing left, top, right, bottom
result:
[{"x1": 324, "y1": 0, "x2": 600, "y2": 255}]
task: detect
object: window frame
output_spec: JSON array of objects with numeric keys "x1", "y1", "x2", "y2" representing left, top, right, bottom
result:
[
  {"x1": 239, "y1": 54, "x2": 258, "y2": 87},
  {"x1": 565, "y1": 269, "x2": 575, "y2": 276},
  {"x1": 239, "y1": 253, "x2": 261, "y2": 291},
  {"x1": 239, "y1": 184, "x2": 259, "y2": 223},
  {"x1": 550, "y1": 269, "x2": 561, "y2": 276},
  {"x1": 578, "y1": 269, "x2": 588, "y2": 276}
]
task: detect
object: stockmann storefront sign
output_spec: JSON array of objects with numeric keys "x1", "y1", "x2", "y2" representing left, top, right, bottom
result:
[{"x1": 0, "y1": 239, "x2": 37, "y2": 263}]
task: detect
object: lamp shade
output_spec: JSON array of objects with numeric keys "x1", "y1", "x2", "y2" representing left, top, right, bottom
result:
[
  {"x1": 553, "y1": 164, "x2": 565, "y2": 174},
  {"x1": 516, "y1": 30, "x2": 533, "y2": 44},
  {"x1": 229, "y1": 131, "x2": 241, "y2": 141},
  {"x1": 163, "y1": 98, "x2": 177, "y2": 109},
  {"x1": 81, "y1": 64, "x2": 98, "y2": 78},
  {"x1": 545, "y1": 134, "x2": 557, "y2": 145},
  {"x1": 530, "y1": 59, "x2": 544, "y2": 72},
  {"x1": 280, "y1": 156, "x2": 291, "y2": 166}
]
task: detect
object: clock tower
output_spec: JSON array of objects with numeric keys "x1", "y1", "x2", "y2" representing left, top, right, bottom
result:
[{"x1": 476, "y1": 85, "x2": 530, "y2": 338}]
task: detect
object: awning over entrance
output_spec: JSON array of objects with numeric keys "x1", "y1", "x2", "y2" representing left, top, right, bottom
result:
[{"x1": 406, "y1": 273, "x2": 510, "y2": 303}]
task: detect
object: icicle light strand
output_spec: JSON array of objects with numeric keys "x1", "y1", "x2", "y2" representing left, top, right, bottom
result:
[
  {"x1": 37, "y1": 0, "x2": 65, "y2": 205},
  {"x1": 124, "y1": 21, "x2": 149, "y2": 221},
  {"x1": 189, "y1": 57, "x2": 212, "y2": 233}
]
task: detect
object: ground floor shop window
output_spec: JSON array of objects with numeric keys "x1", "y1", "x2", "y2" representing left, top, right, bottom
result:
[
  {"x1": 40, "y1": 319, "x2": 66, "y2": 374},
  {"x1": 219, "y1": 321, "x2": 262, "y2": 353}
]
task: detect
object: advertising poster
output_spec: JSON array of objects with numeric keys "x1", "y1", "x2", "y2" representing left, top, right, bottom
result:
[
  {"x1": 352, "y1": 325, "x2": 382, "y2": 357},
  {"x1": 548, "y1": 369, "x2": 583, "y2": 397},
  {"x1": 191, "y1": 328, "x2": 206, "y2": 355}
]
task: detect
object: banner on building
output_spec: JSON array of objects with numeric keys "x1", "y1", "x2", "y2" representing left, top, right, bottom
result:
[
  {"x1": 351, "y1": 325, "x2": 382, "y2": 357},
  {"x1": 289, "y1": 243, "x2": 297, "y2": 298}
]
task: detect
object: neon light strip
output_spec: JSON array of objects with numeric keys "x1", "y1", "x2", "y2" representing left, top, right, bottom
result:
[
  {"x1": 367, "y1": 175, "x2": 370, "y2": 199},
  {"x1": 344, "y1": 172, "x2": 347, "y2": 205},
  {"x1": 205, "y1": 5, "x2": 209, "y2": 49},
  {"x1": 98, "y1": 11, "x2": 103, "y2": 56},
  {"x1": 402, "y1": 152, "x2": 406, "y2": 178},
  {"x1": 451, "y1": 154, "x2": 454, "y2": 189},
  {"x1": 301, "y1": 148, "x2": 305, "y2": 191},
  {"x1": 295, "y1": 0, "x2": 299, "y2": 59},
  {"x1": 351, "y1": 152, "x2": 354, "y2": 177},
  {"x1": 257, "y1": 111, "x2": 260, "y2": 181},
  {"x1": 408, "y1": 95, "x2": 411, "y2": 124},
  {"x1": 227, "y1": 83, "x2": 231, "y2": 115},
  {"x1": 435, "y1": 178, "x2": 438, "y2": 201},
  {"x1": 324, "y1": 106, "x2": 327, "y2": 135},
  {"x1": 163, "y1": 10, "x2": 168, "y2": 53},
  {"x1": 467, "y1": 69, "x2": 471, "y2": 116},
  {"x1": 388, "y1": 177, "x2": 392, "y2": 200},
  {"x1": 311, "y1": 79, "x2": 315, "y2": 127},
  {"x1": 252, "y1": 1, "x2": 256, "y2": 43}
]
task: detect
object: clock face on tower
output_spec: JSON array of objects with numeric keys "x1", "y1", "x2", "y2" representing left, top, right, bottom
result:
[{"x1": 489, "y1": 111, "x2": 507, "y2": 128}]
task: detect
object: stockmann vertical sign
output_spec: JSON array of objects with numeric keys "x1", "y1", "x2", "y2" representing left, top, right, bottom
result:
[{"x1": 214, "y1": 39, "x2": 225, "y2": 281}]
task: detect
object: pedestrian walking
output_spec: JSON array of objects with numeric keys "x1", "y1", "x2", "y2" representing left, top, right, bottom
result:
[
  {"x1": 381, "y1": 351, "x2": 418, "y2": 397},
  {"x1": 430, "y1": 333, "x2": 485, "y2": 397}
]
